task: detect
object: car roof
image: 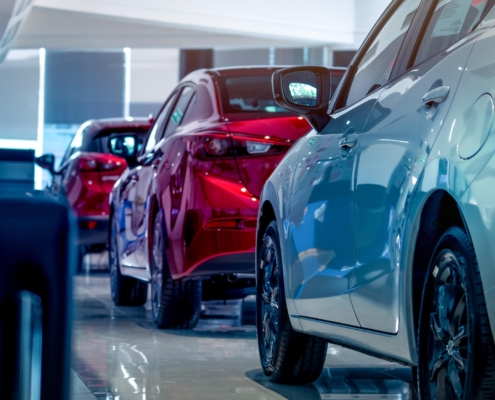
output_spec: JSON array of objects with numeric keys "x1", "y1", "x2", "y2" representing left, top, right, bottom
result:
[
  {"x1": 181, "y1": 65, "x2": 347, "y2": 83},
  {"x1": 80, "y1": 117, "x2": 152, "y2": 138}
]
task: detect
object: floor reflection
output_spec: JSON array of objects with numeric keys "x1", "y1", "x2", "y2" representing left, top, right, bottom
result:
[{"x1": 72, "y1": 275, "x2": 417, "y2": 400}]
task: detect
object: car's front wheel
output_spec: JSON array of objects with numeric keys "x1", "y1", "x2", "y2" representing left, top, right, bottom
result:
[
  {"x1": 109, "y1": 213, "x2": 148, "y2": 306},
  {"x1": 418, "y1": 227, "x2": 495, "y2": 399},
  {"x1": 150, "y1": 212, "x2": 201, "y2": 329},
  {"x1": 257, "y1": 221, "x2": 327, "y2": 384}
]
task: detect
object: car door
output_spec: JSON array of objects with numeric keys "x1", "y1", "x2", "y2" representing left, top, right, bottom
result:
[
  {"x1": 287, "y1": 0, "x2": 423, "y2": 326},
  {"x1": 349, "y1": 0, "x2": 493, "y2": 333},
  {"x1": 152, "y1": 85, "x2": 196, "y2": 275},
  {"x1": 129, "y1": 85, "x2": 195, "y2": 269},
  {"x1": 119, "y1": 92, "x2": 178, "y2": 268}
]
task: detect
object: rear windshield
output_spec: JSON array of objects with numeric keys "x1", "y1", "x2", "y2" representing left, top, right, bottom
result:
[
  {"x1": 218, "y1": 73, "x2": 289, "y2": 114},
  {"x1": 88, "y1": 128, "x2": 149, "y2": 154},
  {"x1": 217, "y1": 70, "x2": 346, "y2": 116}
]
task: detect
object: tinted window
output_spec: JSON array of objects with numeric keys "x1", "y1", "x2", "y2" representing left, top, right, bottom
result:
[
  {"x1": 144, "y1": 93, "x2": 176, "y2": 152},
  {"x1": 181, "y1": 84, "x2": 214, "y2": 125},
  {"x1": 344, "y1": 0, "x2": 421, "y2": 107},
  {"x1": 89, "y1": 129, "x2": 148, "y2": 154},
  {"x1": 60, "y1": 123, "x2": 89, "y2": 165},
  {"x1": 218, "y1": 73, "x2": 288, "y2": 114},
  {"x1": 164, "y1": 86, "x2": 195, "y2": 136},
  {"x1": 414, "y1": 0, "x2": 492, "y2": 66}
]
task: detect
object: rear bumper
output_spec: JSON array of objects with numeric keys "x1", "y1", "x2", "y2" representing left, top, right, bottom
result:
[
  {"x1": 77, "y1": 216, "x2": 109, "y2": 247},
  {"x1": 189, "y1": 252, "x2": 256, "y2": 277}
]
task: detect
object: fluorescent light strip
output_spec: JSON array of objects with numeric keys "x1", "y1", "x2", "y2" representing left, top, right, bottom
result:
[
  {"x1": 124, "y1": 47, "x2": 131, "y2": 119},
  {"x1": 0, "y1": 139, "x2": 38, "y2": 149},
  {"x1": 35, "y1": 48, "x2": 46, "y2": 190}
]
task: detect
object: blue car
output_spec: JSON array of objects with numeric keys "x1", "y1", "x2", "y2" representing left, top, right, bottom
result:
[{"x1": 256, "y1": 1, "x2": 495, "y2": 399}]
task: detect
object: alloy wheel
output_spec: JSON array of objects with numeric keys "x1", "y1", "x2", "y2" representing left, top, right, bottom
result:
[
  {"x1": 260, "y1": 236, "x2": 280, "y2": 368},
  {"x1": 151, "y1": 218, "x2": 164, "y2": 321},
  {"x1": 427, "y1": 251, "x2": 469, "y2": 400}
]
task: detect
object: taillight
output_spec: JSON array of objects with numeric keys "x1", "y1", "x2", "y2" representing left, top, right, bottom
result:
[
  {"x1": 194, "y1": 133, "x2": 291, "y2": 159},
  {"x1": 78, "y1": 155, "x2": 126, "y2": 172},
  {"x1": 205, "y1": 137, "x2": 231, "y2": 157}
]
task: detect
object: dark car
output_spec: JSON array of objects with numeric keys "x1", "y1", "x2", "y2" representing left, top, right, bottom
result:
[
  {"x1": 36, "y1": 118, "x2": 152, "y2": 263},
  {"x1": 109, "y1": 66, "x2": 345, "y2": 329}
]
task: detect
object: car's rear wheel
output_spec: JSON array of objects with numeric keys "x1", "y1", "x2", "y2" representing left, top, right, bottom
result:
[
  {"x1": 109, "y1": 213, "x2": 148, "y2": 306},
  {"x1": 151, "y1": 212, "x2": 201, "y2": 329},
  {"x1": 418, "y1": 227, "x2": 495, "y2": 400},
  {"x1": 257, "y1": 221, "x2": 327, "y2": 384}
]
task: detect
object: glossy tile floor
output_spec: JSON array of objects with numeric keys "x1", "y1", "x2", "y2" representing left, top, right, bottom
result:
[{"x1": 72, "y1": 274, "x2": 418, "y2": 400}]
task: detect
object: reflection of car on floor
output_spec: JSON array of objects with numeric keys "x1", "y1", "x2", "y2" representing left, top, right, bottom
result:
[
  {"x1": 109, "y1": 66, "x2": 346, "y2": 330},
  {"x1": 36, "y1": 118, "x2": 152, "y2": 267},
  {"x1": 256, "y1": 1, "x2": 495, "y2": 399}
]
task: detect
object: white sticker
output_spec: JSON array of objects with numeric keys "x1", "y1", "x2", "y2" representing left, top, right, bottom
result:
[
  {"x1": 433, "y1": 265, "x2": 439, "y2": 277},
  {"x1": 432, "y1": 0, "x2": 471, "y2": 37}
]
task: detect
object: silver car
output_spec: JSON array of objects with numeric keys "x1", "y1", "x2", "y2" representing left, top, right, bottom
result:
[{"x1": 256, "y1": 1, "x2": 495, "y2": 399}]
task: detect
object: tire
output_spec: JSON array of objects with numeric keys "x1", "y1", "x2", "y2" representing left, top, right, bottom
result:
[
  {"x1": 418, "y1": 227, "x2": 495, "y2": 400},
  {"x1": 150, "y1": 212, "x2": 201, "y2": 329},
  {"x1": 109, "y1": 213, "x2": 148, "y2": 306},
  {"x1": 257, "y1": 221, "x2": 327, "y2": 384}
]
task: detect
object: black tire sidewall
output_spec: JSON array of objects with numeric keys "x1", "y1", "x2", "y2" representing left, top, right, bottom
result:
[
  {"x1": 418, "y1": 227, "x2": 476, "y2": 400},
  {"x1": 151, "y1": 212, "x2": 165, "y2": 325},
  {"x1": 256, "y1": 221, "x2": 286, "y2": 376}
]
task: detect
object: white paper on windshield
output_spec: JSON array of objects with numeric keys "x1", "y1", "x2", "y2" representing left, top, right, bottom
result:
[{"x1": 432, "y1": 0, "x2": 471, "y2": 37}]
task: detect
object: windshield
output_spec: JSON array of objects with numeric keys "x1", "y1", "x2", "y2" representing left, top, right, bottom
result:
[{"x1": 218, "y1": 73, "x2": 289, "y2": 114}]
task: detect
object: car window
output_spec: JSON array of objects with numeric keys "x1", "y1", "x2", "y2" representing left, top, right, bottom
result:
[
  {"x1": 219, "y1": 74, "x2": 289, "y2": 113},
  {"x1": 344, "y1": 0, "x2": 421, "y2": 108},
  {"x1": 414, "y1": 0, "x2": 492, "y2": 66},
  {"x1": 60, "y1": 123, "x2": 89, "y2": 165},
  {"x1": 163, "y1": 86, "x2": 195, "y2": 137},
  {"x1": 181, "y1": 84, "x2": 215, "y2": 125},
  {"x1": 89, "y1": 129, "x2": 148, "y2": 154},
  {"x1": 144, "y1": 93, "x2": 176, "y2": 153}
]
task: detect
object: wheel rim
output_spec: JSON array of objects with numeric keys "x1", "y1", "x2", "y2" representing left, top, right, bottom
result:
[
  {"x1": 151, "y1": 218, "x2": 164, "y2": 321},
  {"x1": 259, "y1": 236, "x2": 280, "y2": 368},
  {"x1": 427, "y1": 252, "x2": 469, "y2": 400},
  {"x1": 109, "y1": 216, "x2": 119, "y2": 297}
]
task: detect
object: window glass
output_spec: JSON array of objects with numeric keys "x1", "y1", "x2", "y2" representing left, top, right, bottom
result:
[
  {"x1": 415, "y1": 0, "x2": 491, "y2": 65},
  {"x1": 60, "y1": 123, "x2": 90, "y2": 165},
  {"x1": 181, "y1": 84, "x2": 214, "y2": 125},
  {"x1": 164, "y1": 86, "x2": 195, "y2": 136},
  {"x1": 344, "y1": 0, "x2": 421, "y2": 107},
  {"x1": 144, "y1": 94, "x2": 176, "y2": 152},
  {"x1": 218, "y1": 74, "x2": 289, "y2": 113}
]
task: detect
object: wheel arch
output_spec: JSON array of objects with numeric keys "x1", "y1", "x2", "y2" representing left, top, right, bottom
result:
[{"x1": 411, "y1": 189, "x2": 469, "y2": 333}]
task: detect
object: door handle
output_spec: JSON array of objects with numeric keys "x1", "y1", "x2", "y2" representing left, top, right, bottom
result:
[
  {"x1": 130, "y1": 174, "x2": 139, "y2": 182},
  {"x1": 151, "y1": 156, "x2": 162, "y2": 168},
  {"x1": 421, "y1": 86, "x2": 450, "y2": 109},
  {"x1": 339, "y1": 133, "x2": 359, "y2": 149}
]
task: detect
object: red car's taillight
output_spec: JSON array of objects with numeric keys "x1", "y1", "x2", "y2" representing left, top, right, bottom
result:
[
  {"x1": 78, "y1": 155, "x2": 127, "y2": 172},
  {"x1": 195, "y1": 133, "x2": 291, "y2": 159}
]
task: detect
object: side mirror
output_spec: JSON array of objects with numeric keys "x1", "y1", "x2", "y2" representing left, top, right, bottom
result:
[
  {"x1": 272, "y1": 66, "x2": 331, "y2": 132},
  {"x1": 35, "y1": 153, "x2": 56, "y2": 174}
]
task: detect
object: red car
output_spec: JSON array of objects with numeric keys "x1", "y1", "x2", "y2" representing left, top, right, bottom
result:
[
  {"x1": 36, "y1": 118, "x2": 152, "y2": 265},
  {"x1": 109, "y1": 67, "x2": 345, "y2": 329}
]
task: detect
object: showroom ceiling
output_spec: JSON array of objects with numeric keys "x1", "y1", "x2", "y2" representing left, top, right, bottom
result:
[{"x1": 15, "y1": 0, "x2": 390, "y2": 49}]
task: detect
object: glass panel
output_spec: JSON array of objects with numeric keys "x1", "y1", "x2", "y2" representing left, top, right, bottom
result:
[
  {"x1": 164, "y1": 86, "x2": 195, "y2": 136},
  {"x1": 345, "y1": 0, "x2": 422, "y2": 107},
  {"x1": 219, "y1": 74, "x2": 289, "y2": 113},
  {"x1": 414, "y1": 0, "x2": 491, "y2": 66},
  {"x1": 144, "y1": 94, "x2": 176, "y2": 152}
]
